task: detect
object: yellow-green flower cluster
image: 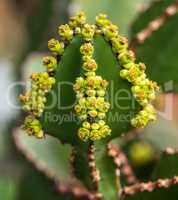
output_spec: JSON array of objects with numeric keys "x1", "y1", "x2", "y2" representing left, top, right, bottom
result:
[
  {"x1": 69, "y1": 11, "x2": 86, "y2": 28},
  {"x1": 131, "y1": 104, "x2": 156, "y2": 128},
  {"x1": 58, "y1": 24, "x2": 73, "y2": 41},
  {"x1": 43, "y1": 56, "x2": 57, "y2": 72},
  {"x1": 20, "y1": 72, "x2": 55, "y2": 117},
  {"x1": 22, "y1": 115, "x2": 43, "y2": 138},
  {"x1": 74, "y1": 42, "x2": 111, "y2": 141},
  {"x1": 95, "y1": 14, "x2": 159, "y2": 128},
  {"x1": 81, "y1": 24, "x2": 95, "y2": 41},
  {"x1": 48, "y1": 39, "x2": 64, "y2": 55}
]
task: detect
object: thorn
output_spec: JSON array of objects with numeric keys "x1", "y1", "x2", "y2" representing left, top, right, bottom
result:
[
  {"x1": 121, "y1": 176, "x2": 178, "y2": 196},
  {"x1": 108, "y1": 144, "x2": 138, "y2": 185},
  {"x1": 88, "y1": 145, "x2": 101, "y2": 187},
  {"x1": 130, "y1": 1, "x2": 178, "y2": 50}
]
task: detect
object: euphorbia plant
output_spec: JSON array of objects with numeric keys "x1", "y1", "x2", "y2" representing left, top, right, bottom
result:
[{"x1": 19, "y1": 12, "x2": 159, "y2": 199}]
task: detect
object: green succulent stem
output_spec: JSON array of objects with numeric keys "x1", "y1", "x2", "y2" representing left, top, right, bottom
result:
[{"x1": 19, "y1": 11, "x2": 159, "y2": 200}]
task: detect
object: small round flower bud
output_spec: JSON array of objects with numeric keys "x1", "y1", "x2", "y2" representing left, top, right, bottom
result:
[
  {"x1": 120, "y1": 69, "x2": 128, "y2": 79},
  {"x1": 83, "y1": 59, "x2": 98, "y2": 71},
  {"x1": 86, "y1": 89, "x2": 96, "y2": 97},
  {"x1": 80, "y1": 43, "x2": 94, "y2": 56},
  {"x1": 100, "y1": 125, "x2": 111, "y2": 137},
  {"x1": 101, "y1": 79, "x2": 108, "y2": 88},
  {"x1": 79, "y1": 98, "x2": 86, "y2": 106},
  {"x1": 82, "y1": 121, "x2": 91, "y2": 129},
  {"x1": 98, "y1": 120, "x2": 105, "y2": 127},
  {"x1": 23, "y1": 115, "x2": 44, "y2": 138},
  {"x1": 111, "y1": 36, "x2": 128, "y2": 53},
  {"x1": 75, "y1": 27, "x2": 81, "y2": 34},
  {"x1": 73, "y1": 77, "x2": 85, "y2": 91},
  {"x1": 148, "y1": 92, "x2": 156, "y2": 100},
  {"x1": 58, "y1": 24, "x2": 73, "y2": 41},
  {"x1": 88, "y1": 110, "x2": 98, "y2": 118},
  {"x1": 69, "y1": 11, "x2": 86, "y2": 28},
  {"x1": 85, "y1": 72, "x2": 96, "y2": 77},
  {"x1": 95, "y1": 14, "x2": 110, "y2": 27},
  {"x1": 90, "y1": 130, "x2": 100, "y2": 141},
  {"x1": 118, "y1": 50, "x2": 135, "y2": 65},
  {"x1": 97, "y1": 90, "x2": 105, "y2": 97},
  {"x1": 43, "y1": 56, "x2": 57, "y2": 72},
  {"x1": 91, "y1": 123, "x2": 100, "y2": 130},
  {"x1": 79, "y1": 114, "x2": 87, "y2": 121},
  {"x1": 82, "y1": 24, "x2": 95, "y2": 41},
  {"x1": 105, "y1": 24, "x2": 119, "y2": 40},
  {"x1": 48, "y1": 39, "x2": 64, "y2": 55},
  {"x1": 74, "y1": 105, "x2": 82, "y2": 113},
  {"x1": 78, "y1": 128, "x2": 90, "y2": 142},
  {"x1": 98, "y1": 112, "x2": 106, "y2": 119}
]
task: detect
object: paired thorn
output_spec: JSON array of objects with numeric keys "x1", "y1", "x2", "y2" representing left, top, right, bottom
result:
[
  {"x1": 108, "y1": 144, "x2": 138, "y2": 185},
  {"x1": 121, "y1": 176, "x2": 178, "y2": 197},
  {"x1": 88, "y1": 145, "x2": 101, "y2": 187}
]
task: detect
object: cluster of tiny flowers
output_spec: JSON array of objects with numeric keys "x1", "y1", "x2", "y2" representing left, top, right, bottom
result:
[
  {"x1": 22, "y1": 115, "x2": 43, "y2": 138},
  {"x1": 95, "y1": 14, "x2": 159, "y2": 128},
  {"x1": 20, "y1": 36, "x2": 65, "y2": 137},
  {"x1": 48, "y1": 39, "x2": 64, "y2": 55},
  {"x1": 58, "y1": 11, "x2": 87, "y2": 42},
  {"x1": 68, "y1": 11, "x2": 86, "y2": 28},
  {"x1": 74, "y1": 42, "x2": 111, "y2": 141},
  {"x1": 20, "y1": 72, "x2": 55, "y2": 117},
  {"x1": 20, "y1": 72, "x2": 55, "y2": 138}
]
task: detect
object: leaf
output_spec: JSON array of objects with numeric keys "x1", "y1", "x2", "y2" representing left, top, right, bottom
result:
[
  {"x1": 14, "y1": 128, "x2": 72, "y2": 184},
  {"x1": 17, "y1": 169, "x2": 84, "y2": 200},
  {"x1": 41, "y1": 35, "x2": 139, "y2": 144}
]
